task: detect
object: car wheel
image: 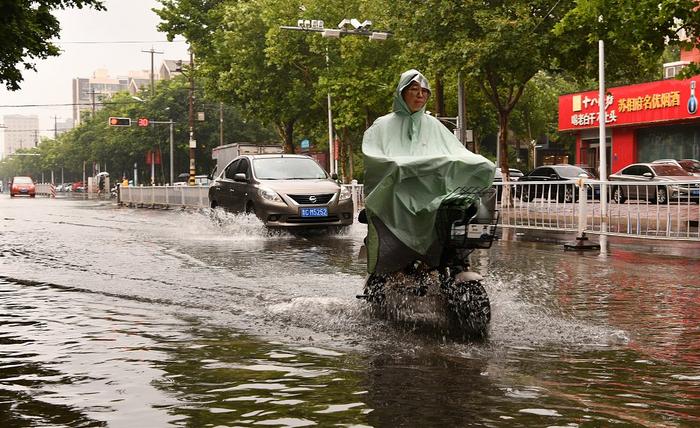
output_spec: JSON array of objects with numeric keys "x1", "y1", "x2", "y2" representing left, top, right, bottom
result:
[
  {"x1": 245, "y1": 202, "x2": 256, "y2": 215},
  {"x1": 558, "y1": 185, "x2": 575, "y2": 203},
  {"x1": 210, "y1": 199, "x2": 218, "y2": 209},
  {"x1": 520, "y1": 188, "x2": 531, "y2": 202},
  {"x1": 611, "y1": 186, "x2": 627, "y2": 204},
  {"x1": 654, "y1": 187, "x2": 669, "y2": 205}
]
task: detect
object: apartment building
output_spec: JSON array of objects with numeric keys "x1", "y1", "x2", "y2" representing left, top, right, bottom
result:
[{"x1": 1, "y1": 114, "x2": 39, "y2": 159}]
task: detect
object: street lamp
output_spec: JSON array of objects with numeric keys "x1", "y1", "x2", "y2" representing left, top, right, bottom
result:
[{"x1": 280, "y1": 19, "x2": 392, "y2": 176}]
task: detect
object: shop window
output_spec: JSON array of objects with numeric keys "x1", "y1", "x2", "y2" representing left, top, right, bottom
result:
[{"x1": 637, "y1": 124, "x2": 700, "y2": 162}]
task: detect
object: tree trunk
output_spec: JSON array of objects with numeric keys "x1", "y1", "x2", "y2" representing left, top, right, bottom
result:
[
  {"x1": 279, "y1": 120, "x2": 295, "y2": 154},
  {"x1": 433, "y1": 73, "x2": 445, "y2": 117}
]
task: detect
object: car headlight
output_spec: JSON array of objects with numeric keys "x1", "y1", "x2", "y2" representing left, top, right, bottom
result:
[
  {"x1": 258, "y1": 187, "x2": 282, "y2": 202},
  {"x1": 339, "y1": 186, "x2": 352, "y2": 201}
]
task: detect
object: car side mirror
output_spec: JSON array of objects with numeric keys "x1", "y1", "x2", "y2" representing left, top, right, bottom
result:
[
  {"x1": 550, "y1": 174, "x2": 558, "y2": 179},
  {"x1": 233, "y1": 173, "x2": 247, "y2": 182},
  {"x1": 331, "y1": 172, "x2": 338, "y2": 181},
  {"x1": 643, "y1": 172, "x2": 653, "y2": 179},
  {"x1": 578, "y1": 173, "x2": 588, "y2": 178}
]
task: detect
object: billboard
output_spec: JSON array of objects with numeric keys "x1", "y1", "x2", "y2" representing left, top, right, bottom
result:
[{"x1": 558, "y1": 75, "x2": 700, "y2": 131}]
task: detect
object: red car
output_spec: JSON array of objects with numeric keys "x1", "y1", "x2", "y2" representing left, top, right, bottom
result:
[
  {"x1": 10, "y1": 176, "x2": 36, "y2": 198},
  {"x1": 71, "y1": 181, "x2": 85, "y2": 192}
]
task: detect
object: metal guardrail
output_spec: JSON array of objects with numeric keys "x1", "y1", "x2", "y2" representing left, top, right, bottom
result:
[
  {"x1": 117, "y1": 179, "x2": 699, "y2": 242},
  {"x1": 119, "y1": 185, "x2": 210, "y2": 208},
  {"x1": 118, "y1": 183, "x2": 367, "y2": 211},
  {"x1": 496, "y1": 179, "x2": 700, "y2": 241}
]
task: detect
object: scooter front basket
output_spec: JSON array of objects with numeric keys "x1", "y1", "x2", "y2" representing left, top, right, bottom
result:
[{"x1": 436, "y1": 187, "x2": 499, "y2": 249}]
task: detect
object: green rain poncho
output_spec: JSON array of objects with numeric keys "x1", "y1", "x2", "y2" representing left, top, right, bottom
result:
[{"x1": 362, "y1": 69, "x2": 495, "y2": 274}]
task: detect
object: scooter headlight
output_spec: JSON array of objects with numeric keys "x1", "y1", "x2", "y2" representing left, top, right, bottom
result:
[
  {"x1": 339, "y1": 186, "x2": 352, "y2": 201},
  {"x1": 258, "y1": 187, "x2": 282, "y2": 202}
]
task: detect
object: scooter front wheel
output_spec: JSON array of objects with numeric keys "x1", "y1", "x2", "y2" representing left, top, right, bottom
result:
[
  {"x1": 362, "y1": 273, "x2": 388, "y2": 317},
  {"x1": 443, "y1": 279, "x2": 491, "y2": 339}
]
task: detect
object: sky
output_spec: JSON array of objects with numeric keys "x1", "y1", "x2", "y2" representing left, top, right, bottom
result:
[{"x1": 0, "y1": 0, "x2": 189, "y2": 139}]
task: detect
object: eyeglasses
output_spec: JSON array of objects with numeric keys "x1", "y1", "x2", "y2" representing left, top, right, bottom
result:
[{"x1": 406, "y1": 86, "x2": 430, "y2": 96}]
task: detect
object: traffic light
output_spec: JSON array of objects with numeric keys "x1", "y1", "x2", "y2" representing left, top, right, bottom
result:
[
  {"x1": 137, "y1": 118, "x2": 150, "y2": 127},
  {"x1": 108, "y1": 117, "x2": 131, "y2": 127}
]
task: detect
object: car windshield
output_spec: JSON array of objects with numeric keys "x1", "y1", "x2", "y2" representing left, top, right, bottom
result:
[
  {"x1": 14, "y1": 177, "x2": 33, "y2": 184},
  {"x1": 556, "y1": 166, "x2": 590, "y2": 178},
  {"x1": 254, "y1": 157, "x2": 328, "y2": 180},
  {"x1": 651, "y1": 164, "x2": 692, "y2": 177},
  {"x1": 679, "y1": 160, "x2": 700, "y2": 173}
]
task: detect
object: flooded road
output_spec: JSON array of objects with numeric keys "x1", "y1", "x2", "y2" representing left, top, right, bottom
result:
[{"x1": 1, "y1": 196, "x2": 700, "y2": 427}]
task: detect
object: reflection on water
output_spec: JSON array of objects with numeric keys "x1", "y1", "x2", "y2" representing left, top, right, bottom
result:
[
  {"x1": 2, "y1": 198, "x2": 700, "y2": 426},
  {"x1": 0, "y1": 280, "x2": 372, "y2": 427}
]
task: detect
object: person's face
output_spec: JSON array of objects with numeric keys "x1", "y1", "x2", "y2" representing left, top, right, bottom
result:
[{"x1": 402, "y1": 81, "x2": 430, "y2": 113}]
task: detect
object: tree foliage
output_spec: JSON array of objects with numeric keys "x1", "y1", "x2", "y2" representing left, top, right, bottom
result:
[
  {"x1": 0, "y1": 76, "x2": 275, "y2": 182},
  {"x1": 1, "y1": 0, "x2": 105, "y2": 90}
]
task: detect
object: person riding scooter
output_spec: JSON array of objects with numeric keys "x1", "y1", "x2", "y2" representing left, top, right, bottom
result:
[
  {"x1": 361, "y1": 69, "x2": 495, "y2": 275},
  {"x1": 359, "y1": 69, "x2": 496, "y2": 336}
]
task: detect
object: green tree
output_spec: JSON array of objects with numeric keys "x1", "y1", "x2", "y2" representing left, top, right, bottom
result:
[
  {"x1": 382, "y1": 0, "x2": 700, "y2": 201},
  {"x1": 1, "y1": 0, "x2": 105, "y2": 90},
  {"x1": 0, "y1": 74, "x2": 274, "y2": 183}
]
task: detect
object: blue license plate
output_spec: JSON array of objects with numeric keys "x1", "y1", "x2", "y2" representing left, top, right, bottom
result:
[{"x1": 300, "y1": 207, "x2": 328, "y2": 217}]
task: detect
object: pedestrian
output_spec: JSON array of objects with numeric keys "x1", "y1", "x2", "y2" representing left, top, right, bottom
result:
[
  {"x1": 98, "y1": 174, "x2": 105, "y2": 195},
  {"x1": 360, "y1": 69, "x2": 495, "y2": 274},
  {"x1": 122, "y1": 176, "x2": 129, "y2": 187}
]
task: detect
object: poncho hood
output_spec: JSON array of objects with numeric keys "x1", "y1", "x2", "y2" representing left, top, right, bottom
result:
[
  {"x1": 362, "y1": 69, "x2": 495, "y2": 272},
  {"x1": 392, "y1": 69, "x2": 432, "y2": 115}
]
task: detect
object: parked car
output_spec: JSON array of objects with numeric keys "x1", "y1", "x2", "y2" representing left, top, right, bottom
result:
[
  {"x1": 651, "y1": 158, "x2": 700, "y2": 176},
  {"x1": 10, "y1": 176, "x2": 36, "y2": 198},
  {"x1": 209, "y1": 154, "x2": 354, "y2": 228},
  {"x1": 493, "y1": 167, "x2": 524, "y2": 198},
  {"x1": 516, "y1": 164, "x2": 597, "y2": 202},
  {"x1": 174, "y1": 173, "x2": 211, "y2": 186},
  {"x1": 678, "y1": 159, "x2": 700, "y2": 176},
  {"x1": 609, "y1": 162, "x2": 699, "y2": 204},
  {"x1": 71, "y1": 181, "x2": 85, "y2": 192}
]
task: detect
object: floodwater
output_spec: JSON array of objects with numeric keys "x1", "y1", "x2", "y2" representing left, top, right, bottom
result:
[{"x1": 1, "y1": 195, "x2": 700, "y2": 427}]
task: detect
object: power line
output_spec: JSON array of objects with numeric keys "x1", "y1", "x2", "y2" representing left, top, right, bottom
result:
[
  {"x1": 0, "y1": 101, "x2": 143, "y2": 108},
  {"x1": 2, "y1": 128, "x2": 69, "y2": 133},
  {"x1": 55, "y1": 39, "x2": 187, "y2": 45}
]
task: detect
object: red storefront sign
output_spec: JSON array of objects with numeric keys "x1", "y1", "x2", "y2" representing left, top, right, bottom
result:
[
  {"x1": 558, "y1": 75, "x2": 700, "y2": 131},
  {"x1": 146, "y1": 149, "x2": 161, "y2": 165}
]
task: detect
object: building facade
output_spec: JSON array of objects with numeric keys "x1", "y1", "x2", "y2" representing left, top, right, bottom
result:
[
  {"x1": 1, "y1": 114, "x2": 40, "y2": 159},
  {"x1": 71, "y1": 61, "x2": 185, "y2": 126},
  {"x1": 558, "y1": 74, "x2": 700, "y2": 177}
]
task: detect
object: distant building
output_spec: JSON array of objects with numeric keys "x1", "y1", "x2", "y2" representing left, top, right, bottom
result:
[
  {"x1": 54, "y1": 117, "x2": 74, "y2": 137},
  {"x1": 71, "y1": 61, "x2": 187, "y2": 126},
  {"x1": 1, "y1": 114, "x2": 39, "y2": 159},
  {"x1": 159, "y1": 59, "x2": 189, "y2": 80}
]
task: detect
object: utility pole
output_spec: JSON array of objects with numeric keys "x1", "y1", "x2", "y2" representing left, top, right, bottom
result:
[
  {"x1": 142, "y1": 47, "x2": 164, "y2": 96},
  {"x1": 53, "y1": 116, "x2": 58, "y2": 139},
  {"x1": 457, "y1": 71, "x2": 466, "y2": 147},
  {"x1": 188, "y1": 50, "x2": 196, "y2": 186}
]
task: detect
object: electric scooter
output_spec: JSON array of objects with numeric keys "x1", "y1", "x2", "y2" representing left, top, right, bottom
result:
[{"x1": 358, "y1": 186, "x2": 499, "y2": 338}]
